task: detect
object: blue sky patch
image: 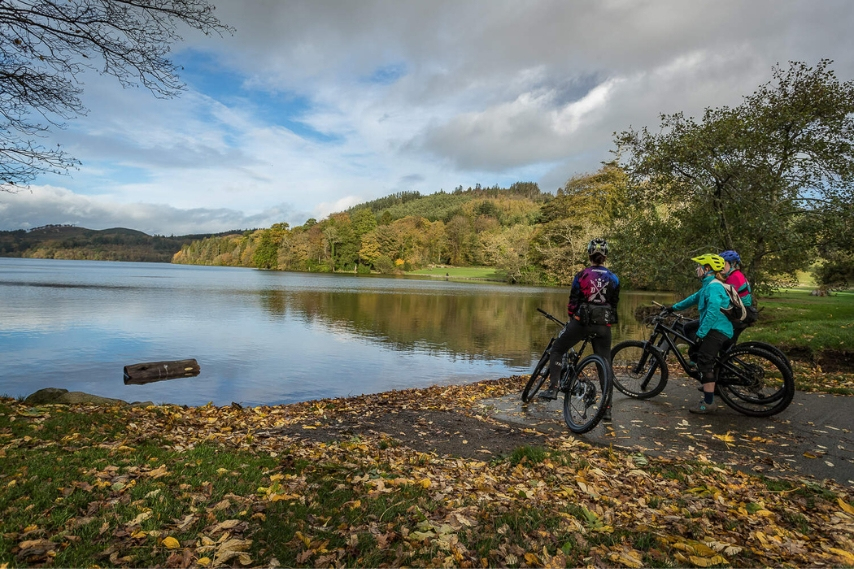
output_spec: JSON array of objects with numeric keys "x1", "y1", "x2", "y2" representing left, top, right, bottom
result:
[
  {"x1": 366, "y1": 62, "x2": 407, "y2": 85},
  {"x1": 176, "y1": 50, "x2": 341, "y2": 144}
]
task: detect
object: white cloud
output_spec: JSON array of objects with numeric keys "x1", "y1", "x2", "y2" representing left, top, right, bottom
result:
[
  {"x1": 0, "y1": 185, "x2": 289, "y2": 235},
  {"x1": 2, "y1": 0, "x2": 853, "y2": 234}
]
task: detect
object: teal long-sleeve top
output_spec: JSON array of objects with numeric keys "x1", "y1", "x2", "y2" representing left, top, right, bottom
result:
[{"x1": 672, "y1": 274, "x2": 734, "y2": 339}]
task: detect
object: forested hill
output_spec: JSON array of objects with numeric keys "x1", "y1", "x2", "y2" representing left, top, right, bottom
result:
[
  {"x1": 171, "y1": 176, "x2": 623, "y2": 287},
  {"x1": 0, "y1": 225, "x2": 234, "y2": 263}
]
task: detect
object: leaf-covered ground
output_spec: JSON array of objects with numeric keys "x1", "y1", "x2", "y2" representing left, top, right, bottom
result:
[{"x1": 2, "y1": 378, "x2": 854, "y2": 568}]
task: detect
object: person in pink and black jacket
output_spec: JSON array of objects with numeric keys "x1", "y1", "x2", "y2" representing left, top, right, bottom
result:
[{"x1": 720, "y1": 249, "x2": 757, "y2": 339}]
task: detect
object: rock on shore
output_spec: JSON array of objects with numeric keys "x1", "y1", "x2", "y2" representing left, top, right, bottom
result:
[{"x1": 23, "y1": 388, "x2": 153, "y2": 407}]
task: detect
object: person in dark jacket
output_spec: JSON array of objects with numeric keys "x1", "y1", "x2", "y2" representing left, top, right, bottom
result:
[{"x1": 540, "y1": 238, "x2": 620, "y2": 421}]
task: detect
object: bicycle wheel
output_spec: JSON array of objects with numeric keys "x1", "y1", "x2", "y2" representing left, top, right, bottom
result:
[
  {"x1": 522, "y1": 348, "x2": 550, "y2": 403},
  {"x1": 611, "y1": 340, "x2": 668, "y2": 399},
  {"x1": 715, "y1": 346, "x2": 795, "y2": 417},
  {"x1": 562, "y1": 354, "x2": 610, "y2": 434},
  {"x1": 736, "y1": 341, "x2": 794, "y2": 376}
]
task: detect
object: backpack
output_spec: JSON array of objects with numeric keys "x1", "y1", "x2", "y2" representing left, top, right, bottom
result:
[
  {"x1": 577, "y1": 303, "x2": 615, "y2": 326},
  {"x1": 711, "y1": 279, "x2": 747, "y2": 323}
]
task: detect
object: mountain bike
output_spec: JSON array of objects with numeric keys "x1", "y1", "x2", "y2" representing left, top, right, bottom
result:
[
  {"x1": 610, "y1": 304, "x2": 795, "y2": 417},
  {"x1": 522, "y1": 308, "x2": 612, "y2": 433},
  {"x1": 653, "y1": 303, "x2": 793, "y2": 377}
]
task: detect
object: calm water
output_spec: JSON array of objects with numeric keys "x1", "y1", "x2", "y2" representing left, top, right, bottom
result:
[{"x1": 0, "y1": 258, "x2": 672, "y2": 406}]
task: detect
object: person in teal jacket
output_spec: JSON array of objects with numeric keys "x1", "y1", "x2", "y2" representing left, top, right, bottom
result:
[{"x1": 668, "y1": 253, "x2": 733, "y2": 414}]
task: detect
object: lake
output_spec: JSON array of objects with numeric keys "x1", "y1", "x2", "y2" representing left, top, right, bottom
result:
[{"x1": 0, "y1": 258, "x2": 672, "y2": 406}]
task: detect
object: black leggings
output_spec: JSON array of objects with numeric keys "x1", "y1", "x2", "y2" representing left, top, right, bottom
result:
[
  {"x1": 695, "y1": 330, "x2": 729, "y2": 384},
  {"x1": 683, "y1": 319, "x2": 745, "y2": 363},
  {"x1": 547, "y1": 318, "x2": 612, "y2": 385}
]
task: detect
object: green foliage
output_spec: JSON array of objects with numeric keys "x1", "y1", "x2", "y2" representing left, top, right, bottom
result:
[
  {"x1": 613, "y1": 60, "x2": 854, "y2": 292},
  {"x1": 251, "y1": 231, "x2": 279, "y2": 269},
  {"x1": 346, "y1": 190, "x2": 423, "y2": 214}
]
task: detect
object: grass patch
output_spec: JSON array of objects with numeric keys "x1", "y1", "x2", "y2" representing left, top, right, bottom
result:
[
  {"x1": 509, "y1": 445, "x2": 548, "y2": 466},
  {"x1": 742, "y1": 290, "x2": 854, "y2": 355},
  {"x1": 405, "y1": 265, "x2": 505, "y2": 281}
]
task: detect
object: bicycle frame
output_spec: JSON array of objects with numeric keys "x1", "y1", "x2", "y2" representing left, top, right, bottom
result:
[{"x1": 647, "y1": 316, "x2": 695, "y2": 372}]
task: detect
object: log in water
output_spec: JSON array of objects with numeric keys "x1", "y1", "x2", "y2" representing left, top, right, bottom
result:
[{"x1": 123, "y1": 359, "x2": 200, "y2": 385}]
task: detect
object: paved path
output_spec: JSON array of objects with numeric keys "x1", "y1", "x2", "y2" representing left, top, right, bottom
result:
[{"x1": 481, "y1": 376, "x2": 854, "y2": 486}]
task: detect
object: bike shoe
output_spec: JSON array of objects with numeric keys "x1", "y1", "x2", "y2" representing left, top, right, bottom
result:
[
  {"x1": 602, "y1": 407, "x2": 612, "y2": 422},
  {"x1": 538, "y1": 389, "x2": 558, "y2": 401},
  {"x1": 689, "y1": 399, "x2": 716, "y2": 414}
]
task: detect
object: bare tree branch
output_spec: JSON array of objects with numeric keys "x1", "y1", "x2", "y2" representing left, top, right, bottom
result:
[{"x1": 0, "y1": 0, "x2": 234, "y2": 189}]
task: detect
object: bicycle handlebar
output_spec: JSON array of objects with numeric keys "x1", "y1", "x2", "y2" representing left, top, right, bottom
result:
[
  {"x1": 650, "y1": 301, "x2": 686, "y2": 321},
  {"x1": 537, "y1": 307, "x2": 566, "y2": 327}
]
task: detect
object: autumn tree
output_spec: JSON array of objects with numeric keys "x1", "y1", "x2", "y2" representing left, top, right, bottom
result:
[
  {"x1": 0, "y1": 0, "x2": 232, "y2": 188},
  {"x1": 614, "y1": 60, "x2": 854, "y2": 291},
  {"x1": 444, "y1": 215, "x2": 473, "y2": 266},
  {"x1": 532, "y1": 163, "x2": 625, "y2": 285}
]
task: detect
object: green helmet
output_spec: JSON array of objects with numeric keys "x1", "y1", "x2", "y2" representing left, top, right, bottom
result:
[{"x1": 691, "y1": 253, "x2": 726, "y2": 272}]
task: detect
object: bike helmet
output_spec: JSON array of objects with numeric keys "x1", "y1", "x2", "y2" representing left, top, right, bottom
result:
[
  {"x1": 719, "y1": 250, "x2": 741, "y2": 265},
  {"x1": 691, "y1": 253, "x2": 726, "y2": 272},
  {"x1": 587, "y1": 238, "x2": 609, "y2": 257}
]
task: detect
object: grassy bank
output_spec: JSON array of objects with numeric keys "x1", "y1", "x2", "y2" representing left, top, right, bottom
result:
[
  {"x1": 743, "y1": 289, "x2": 853, "y2": 356},
  {"x1": 2, "y1": 380, "x2": 854, "y2": 568}
]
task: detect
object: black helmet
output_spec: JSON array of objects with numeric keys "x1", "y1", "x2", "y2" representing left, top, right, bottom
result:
[{"x1": 587, "y1": 238, "x2": 609, "y2": 257}]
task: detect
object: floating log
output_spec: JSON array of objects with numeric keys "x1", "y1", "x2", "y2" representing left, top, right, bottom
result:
[{"x1": 123, "y1": 359, "x2": 200, "y2": 385}]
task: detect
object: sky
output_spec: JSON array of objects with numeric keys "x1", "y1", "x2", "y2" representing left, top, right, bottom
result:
[{"x1": 2, "y1": 0, "x2": 853, "y2": 236}]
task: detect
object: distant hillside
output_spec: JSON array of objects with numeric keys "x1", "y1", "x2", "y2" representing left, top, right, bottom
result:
[{"x1": 0, "y1": 225, "x2": 240, "y2": 262}]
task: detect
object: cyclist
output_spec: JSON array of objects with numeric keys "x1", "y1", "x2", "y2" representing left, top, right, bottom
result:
[
  {"x1": 667, "y1": 253, "x2": 733, "y2": 414},
  {"x1": 540, "y1": 238, "x2": 620, "y2": 421},
  {"x1": 720, "y1": 249, "x2": 756, "y2": 339}
]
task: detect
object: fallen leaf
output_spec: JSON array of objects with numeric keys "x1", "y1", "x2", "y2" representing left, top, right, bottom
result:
[
  {"x1": 15, "y1": 539, "x2": 55, "y2": 561},
  {"x1": 713, "y1": 432, "x2": 735, "y2": 444},
  {"x1": 690, "y1": 554, "x2": 728, "y2": 567},
  {"x1": 830, "y1": 548, "x2": 854, "y2": 565},
  {"x1": 146, "y1": 464, "x2": 169, "y2": 478}
]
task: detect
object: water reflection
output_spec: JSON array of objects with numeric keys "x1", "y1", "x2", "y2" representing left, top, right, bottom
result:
[{"x1": 256, "y1": 287, "x2": 672, "y2": 367}]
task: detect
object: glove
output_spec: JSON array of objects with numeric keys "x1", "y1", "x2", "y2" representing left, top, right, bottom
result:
[{"x1": 664, "y1": 305, "x2": 675, "y2": 314}]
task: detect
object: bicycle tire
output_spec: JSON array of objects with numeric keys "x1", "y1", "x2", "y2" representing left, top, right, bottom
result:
[
  {"x1": 715, "y1": 345, "x2": 795, "y2": 417},
  {"x1": 522, "y1": 348, "x2": 551, "y2": 403},
  {"x1": 736, "y1": 341, "x2": 794, "y2": 376},
  {"x1": 562, "y1": 354, "x2": 610, "y2": 434},
  {"x1": 611, "y1": 340, "x2": 668, "y2": 399}
]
